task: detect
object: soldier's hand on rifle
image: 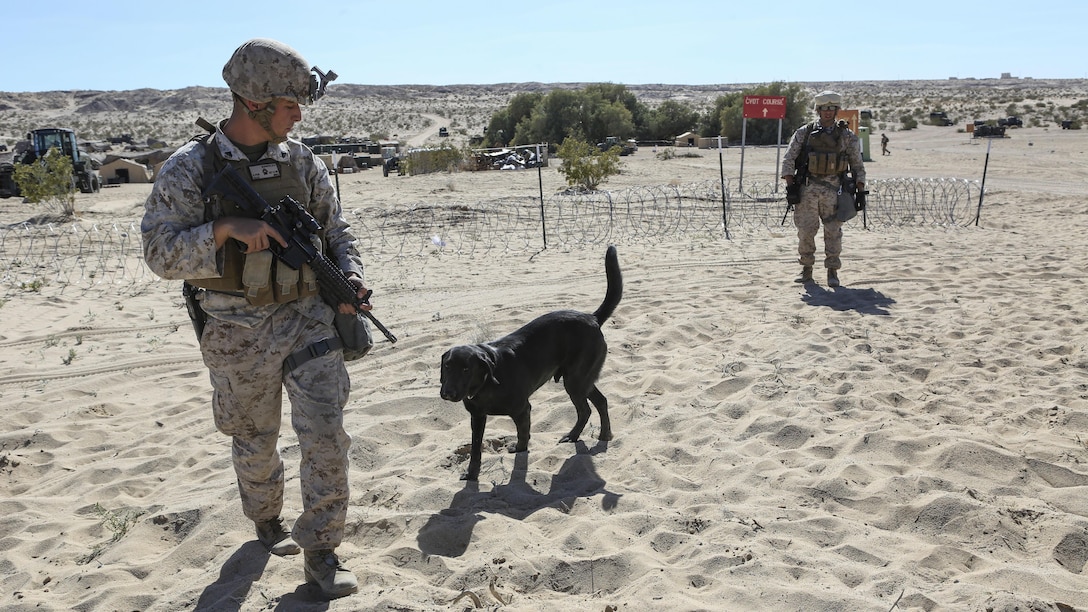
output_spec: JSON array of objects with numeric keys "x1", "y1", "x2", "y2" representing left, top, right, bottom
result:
[
  {"x1": 340, "y1": 274, "x2": 372, "y2": 314},
  {"x1": 855, "y1": 183, "x2": 867, "y2": 211},
  {"x1": 785, "y1": 181, "x2": 801, "y2": 206},
  {"x1": 213, "y1": 217, "x2": 288, "y2": 253}
]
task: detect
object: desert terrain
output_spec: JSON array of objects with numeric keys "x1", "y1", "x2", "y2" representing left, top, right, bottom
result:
[{"x1": 1, "y1": 80, "x2": 1088, "y2": 612}]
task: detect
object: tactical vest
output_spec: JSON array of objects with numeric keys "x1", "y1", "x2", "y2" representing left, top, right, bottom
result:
[
  {"x1": 806, "y1": 122, "x2": 848, "y2": 176},
  {"x1": 187, "y1": 134, "x2": 322, "y2": 306}
]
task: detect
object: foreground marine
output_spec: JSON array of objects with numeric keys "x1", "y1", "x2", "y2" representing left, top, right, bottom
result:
[
  {"x1": 781, "y1": 90, "x2": 867, "y2": 287},
  {"x1": 141, "y1": 38, "x2": 366, "y2": 599}
]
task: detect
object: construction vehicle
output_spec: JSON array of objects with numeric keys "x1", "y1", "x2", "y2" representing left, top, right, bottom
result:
[
  {"x1": 0, "y1": 127, "x2": 101, "y2": 198},
  {"x1": 597, "y1": 136, "x2": 637, "y2": 156}
]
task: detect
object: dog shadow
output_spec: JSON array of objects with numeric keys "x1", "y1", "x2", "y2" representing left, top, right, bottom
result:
[
  {"x1": 416, "y1": 440, "x2": 620, "y2": 558},
  {"x1": 801, "y1": 282, "x2": 895, "y2": 315}
]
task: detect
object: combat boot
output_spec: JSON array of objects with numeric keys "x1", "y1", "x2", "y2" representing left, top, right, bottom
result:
[
  {"x1": 304, "y1": 549, "x2": 358, "y2": 599},
  {"x1": 256, "y1": 517, "x2": 300, "y2": 556},
  {"x1": 827, "y1": 269, "x2": 840, "y2": 288},
  {"x1": 794, "y1": 266, "x2": 813, "y2": 283}
]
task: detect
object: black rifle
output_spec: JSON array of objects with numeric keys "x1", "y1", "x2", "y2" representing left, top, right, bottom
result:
[
  {"x1": 203, "y1": 164, "x2": 397, "y2": 344},
  {"x1": 781, "y1": 129, "x2": 811, "y2": 225}
]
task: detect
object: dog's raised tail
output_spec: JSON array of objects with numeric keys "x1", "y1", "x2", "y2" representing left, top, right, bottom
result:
[{"x1": 593, "y1": 245, "x2": 623, "y2": 325}]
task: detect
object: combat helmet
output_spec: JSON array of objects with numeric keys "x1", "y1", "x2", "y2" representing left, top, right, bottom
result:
[
  {"x1": 813, "y1": 91, "x2": 843, "y2": 111},
  {"x1": 222, "y1": 38, "x2": 336, "y2": 105}
]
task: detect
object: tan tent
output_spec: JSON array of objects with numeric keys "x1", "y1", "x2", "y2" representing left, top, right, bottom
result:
[
  {"x1": 674, "y1": 131, "x2": 698, "y2": 148},
  {"x1": 99, "y1": 158, "x2": 152, "y2": 184}
]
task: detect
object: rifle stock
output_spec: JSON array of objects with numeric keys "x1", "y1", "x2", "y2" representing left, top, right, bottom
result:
[{"x1": 204, "y1": 165, "x2": 397, "y2": 343}]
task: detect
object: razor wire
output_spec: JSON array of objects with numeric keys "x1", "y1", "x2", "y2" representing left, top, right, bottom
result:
[{"x1": 0, "y1": 177, "x2": 979, "y2": 294}]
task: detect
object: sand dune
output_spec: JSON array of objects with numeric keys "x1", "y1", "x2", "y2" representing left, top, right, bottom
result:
[{"x1": 2, "y1": 105, "x2": 1088, "y2": 611}]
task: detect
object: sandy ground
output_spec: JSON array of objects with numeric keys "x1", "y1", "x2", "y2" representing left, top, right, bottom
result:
[{"x1": 2, "y1": 122, "x2": 1088, "y2": 612}]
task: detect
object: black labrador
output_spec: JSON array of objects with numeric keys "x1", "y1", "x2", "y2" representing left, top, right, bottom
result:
[{"x1": 440, "y1": 246, "x2": 623, "y2": 481}]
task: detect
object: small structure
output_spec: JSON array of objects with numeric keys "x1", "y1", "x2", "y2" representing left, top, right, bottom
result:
[
  {"x1": 99, "y1": 158, "x2": 152, "y2": 184},
  {"x1": 674, "y1": 131, "x2": 698, "y2": 148}
]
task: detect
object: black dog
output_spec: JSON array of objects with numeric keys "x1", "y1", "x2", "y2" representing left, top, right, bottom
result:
[{"x1": 440, "y1": 246, "x2": 623, "y2": 481}]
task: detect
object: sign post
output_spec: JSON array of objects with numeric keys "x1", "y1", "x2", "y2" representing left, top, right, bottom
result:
[
  {"x1": 717, "y1": 136, "x2": 730, "y2": 239},
  {"x1": 743, "y1": 95, "x2": 787, "y2": 121},
  {"x1": 740, "y1": 95, "x2": 788, "y2": 193}
]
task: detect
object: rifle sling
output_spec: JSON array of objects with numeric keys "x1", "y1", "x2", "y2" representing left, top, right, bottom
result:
[{"x1": 283, "y1": 336, "x2": 343, "y2": 373}]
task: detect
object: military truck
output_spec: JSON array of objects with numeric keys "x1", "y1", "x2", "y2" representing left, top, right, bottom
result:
[
  {"x1": 0, "y1": 127, "x2": 101, "y2": 198},
  {"x1": 928, "y1": 111, "x2": 954, "y2": 126}
]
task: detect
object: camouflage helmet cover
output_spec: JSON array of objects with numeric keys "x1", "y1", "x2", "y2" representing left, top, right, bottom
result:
[
  {"x1": 813, "y1": 90, "x2": 843, "y2": 111},
  {"x1": 223, "y1": 38, "x2": 325, "y2": 105}
]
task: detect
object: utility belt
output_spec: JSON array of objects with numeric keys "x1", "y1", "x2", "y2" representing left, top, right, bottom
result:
[
  {"x1": 183, "y1": 283, "x2": 363, "y2": 372},
  {"x1": 806, "y1": 173, "x2": 841, "y2": 187}
]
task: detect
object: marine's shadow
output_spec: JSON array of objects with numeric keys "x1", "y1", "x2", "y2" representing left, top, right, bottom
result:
[
  {"x1": 801, "y1": 282, "x2": 895, "y2": 315},
  {"x1": 416, "y1": 440, "x2": 619, "y2": 558},
  {"x1": 194, "y1": 542, "x2": 276, "y2": 612}
]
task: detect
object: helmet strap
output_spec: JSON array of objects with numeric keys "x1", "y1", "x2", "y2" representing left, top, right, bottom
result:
[{"x1": 245, "y1": 98, "x2": 287, "y2": 145}]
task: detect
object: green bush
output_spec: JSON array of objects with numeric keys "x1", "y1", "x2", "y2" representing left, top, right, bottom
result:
[
  {"x1": 556, "y1": 138, "x2": 621, "y2": 191},
  {"x1": 14, "y1": 148, "x2": 77, "y2": 215},
  {"x1": 900, "y1": 115, "x2": 918, "y2": 130},
  {"x1": 400, "y1": 141, "x2": 465, "y2": 175}
]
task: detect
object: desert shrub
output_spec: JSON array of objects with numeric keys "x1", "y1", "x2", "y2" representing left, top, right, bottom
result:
[
  {"x1": 556, "y1": 137, "x2": 621, "y2": 191},
  {"x1": 14, "y1": 148, "x2": 77, "y2": 215},
  {"x1": 401, "y1": 141, "x2": 465, "y2": 175},
  {"x1": 899, "y1": 115, "x2": 918, "y2": 130},
  {"x1": 485, "y1": 85, "x2": 639, "y2": 149}
]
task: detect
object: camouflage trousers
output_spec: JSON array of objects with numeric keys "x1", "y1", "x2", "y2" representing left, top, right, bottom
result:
[
  {"x1": 793, "y1": 179, "x2": 843, "y2": 270},
  {"x1": 201, "y1": 306, "x2": 351, "y2": 551}
]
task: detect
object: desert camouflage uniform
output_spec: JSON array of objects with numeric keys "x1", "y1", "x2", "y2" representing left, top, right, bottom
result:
[
  {"x1": 141, "y1": 123, "x2": 362, "y2": 551},
  {"x1": 782, "y1": 122, "x2": 866, "y2": 270}
]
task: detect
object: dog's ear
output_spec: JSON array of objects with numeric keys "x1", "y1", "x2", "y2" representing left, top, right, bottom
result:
[
  {"x1": 477, "y1": 346, "x2": 500, "y2": 386},
  {"x1": 439, "y1": 349, "x2": 451, "y2": 381},
  {"x1": 465, "y1": 346, "x2": 500, "y2": 399}
]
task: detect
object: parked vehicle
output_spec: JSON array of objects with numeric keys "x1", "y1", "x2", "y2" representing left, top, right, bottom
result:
[
  {"x1": 973, "y1": 124, "x2": 1006, "y2": 138},
  {"x1": 597, "y1": 136, "x2": 636, "y2": 155},
  {"x1": 0, "y1": 127, "x2": 101, "y2": 198},
  {"x1": 929, "y1": 111, "x2": 954, "y2": 126}
]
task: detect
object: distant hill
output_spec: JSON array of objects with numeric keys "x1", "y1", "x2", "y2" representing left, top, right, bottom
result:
[{"x1": 1, "y1": 79, "x2": 1084, "y2": 147}]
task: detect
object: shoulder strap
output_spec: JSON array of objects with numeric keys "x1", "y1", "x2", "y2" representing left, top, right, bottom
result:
[{"x1": 194, "y1": 118, "x2": 227, "y2": 223}]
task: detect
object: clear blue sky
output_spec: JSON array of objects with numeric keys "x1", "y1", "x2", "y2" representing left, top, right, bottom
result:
[{"x1": 5, "y1": 0, "x2": 1084, "y2": 92}]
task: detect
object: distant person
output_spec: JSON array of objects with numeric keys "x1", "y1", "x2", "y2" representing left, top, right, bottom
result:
[
  {"x1": 781, "y1": 91, "x2": 867, "y2": 287},
  {"x1": 881, "y1": 133, "x2": 890, "y2": 156},
  {"x1": 141, "y1": 38, "x2": 364, "y2": 599}
]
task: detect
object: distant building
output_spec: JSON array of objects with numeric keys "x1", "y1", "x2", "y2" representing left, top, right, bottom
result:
[
  {"x1": 99, "y1": 158, "x2": 152, "y2": 184},
  {"x1": 674, "y1": 131, "x2": 698, "y2": 148}
]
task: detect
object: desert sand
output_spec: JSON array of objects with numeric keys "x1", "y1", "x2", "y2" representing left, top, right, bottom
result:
[{"x1": 2, "y1": 90, "x2": 1088, "y2": 612}]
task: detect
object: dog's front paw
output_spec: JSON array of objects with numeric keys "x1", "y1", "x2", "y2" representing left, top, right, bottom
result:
[
  {"x1": 507, "y1": 442, "x2": 528, "y2": 454},
  {"x1": 462, "y1": 459, "x2": 481, "y2": 481}
]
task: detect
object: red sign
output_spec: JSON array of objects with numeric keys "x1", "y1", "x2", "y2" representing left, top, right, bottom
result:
[{"x1": 743, "y1": 95, "x2": 787, "y2": 119}]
